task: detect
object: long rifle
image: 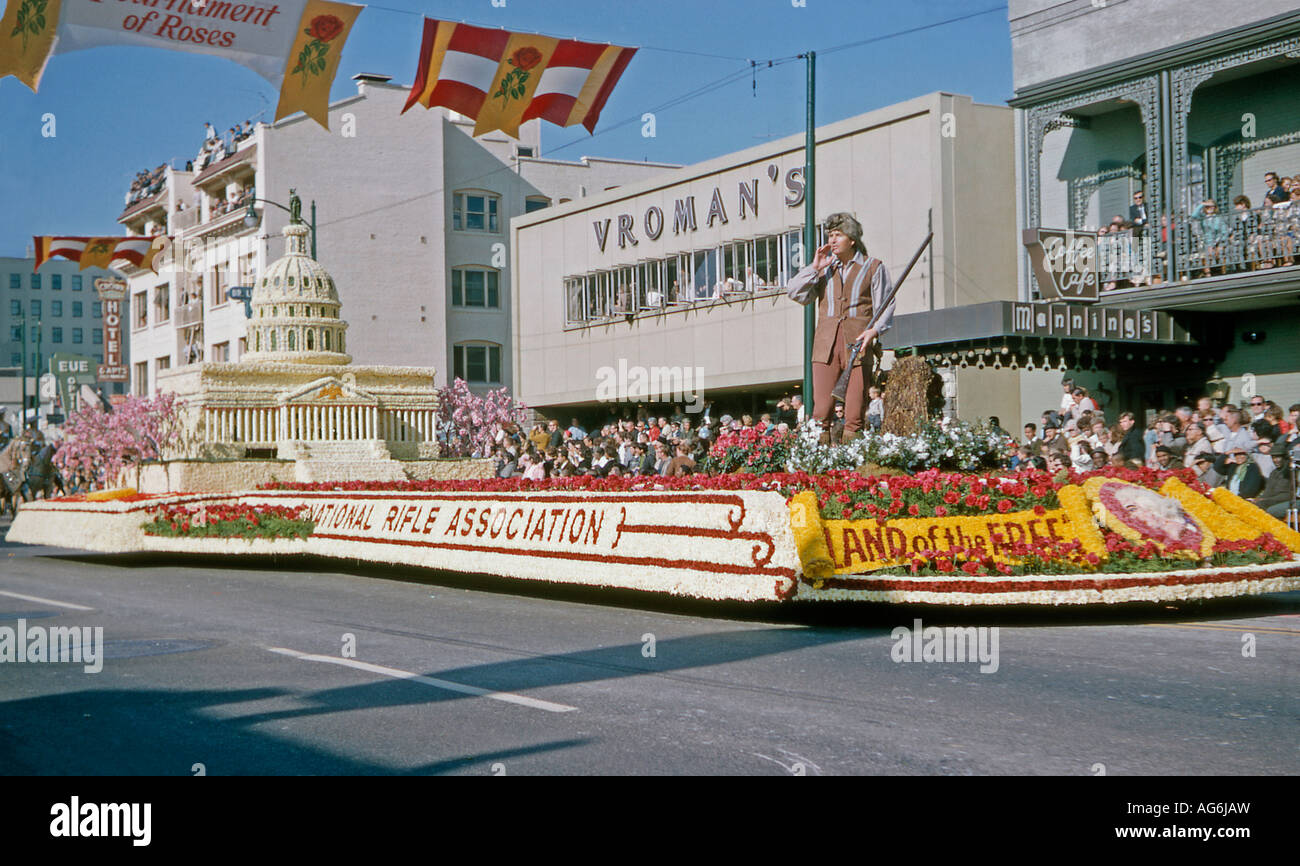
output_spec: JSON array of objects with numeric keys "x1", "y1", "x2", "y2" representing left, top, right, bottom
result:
[{"x1": 831, "y1": 231, "x2": 933, "y2": 402}]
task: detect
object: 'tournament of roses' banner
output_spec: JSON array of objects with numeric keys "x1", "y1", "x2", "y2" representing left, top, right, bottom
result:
[{"x1": 0, "y1": 0, "x2": 362, "y2": 129}]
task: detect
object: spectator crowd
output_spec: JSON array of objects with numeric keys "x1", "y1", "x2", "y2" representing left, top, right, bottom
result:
[{"x1": 1012, "y1": 378, "x2": 1298, "y2": 521}]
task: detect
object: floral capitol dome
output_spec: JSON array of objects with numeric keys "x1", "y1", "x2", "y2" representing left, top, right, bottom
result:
[{"x1": 242, "y1": 221, "x2": 350, "y2": 365}]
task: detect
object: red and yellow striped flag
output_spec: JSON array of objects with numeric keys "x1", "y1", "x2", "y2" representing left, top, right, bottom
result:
[
  {"x1": 402, "y1": 19, "x2": 636, "y2": 138},
  {"x1": 34, "y1": 236, "x2": 161, "y2": 273}
]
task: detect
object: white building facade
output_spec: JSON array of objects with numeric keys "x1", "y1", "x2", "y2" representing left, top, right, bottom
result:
[
  {"x1": 511, "y1": 92, "x2": 1020, "y2": 422},
  {"x1": 122, "y1": 73, "x2": 677, "y2": 399}
]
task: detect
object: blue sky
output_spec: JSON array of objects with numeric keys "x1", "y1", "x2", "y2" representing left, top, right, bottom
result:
[{"x1": 0, "y1": 0, "x2": 1012, "y2": 256}]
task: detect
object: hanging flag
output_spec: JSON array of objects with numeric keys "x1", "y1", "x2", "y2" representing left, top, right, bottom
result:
[
  {"x1": 402, "y1": 19, "x2": 636, "y2": 138},
  {"x1": 34, "y1": 236, "x2": 161, "y2": 273},
  {"x1": 0, "y1": 0, "x2": 363, "y2": 130}
]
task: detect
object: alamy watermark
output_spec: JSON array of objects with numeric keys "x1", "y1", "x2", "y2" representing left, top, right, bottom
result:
[
  {"x1": 0, "y1": 619, "x2": 103, "y2": 673},
  {"x1": 595, "y1": 359, "x2": 705, "y2": 412},
  {"x1": 890, "y1": 618, "x2": 999, "y2": 673},
  {"x1": 50, "y1": 797, "x2": 150, "y2": 846}
]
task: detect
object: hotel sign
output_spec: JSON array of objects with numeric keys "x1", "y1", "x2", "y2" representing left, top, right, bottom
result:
[
  {"x1": 94, "y1": 277, "x2": 128, "y2": 382},
  {"x1": 1022, "y1": 228, "x2": 1098, "y2": 302},
  {"x1": 1008, "y1": 302, "x2": 1194, "y2": 344}
]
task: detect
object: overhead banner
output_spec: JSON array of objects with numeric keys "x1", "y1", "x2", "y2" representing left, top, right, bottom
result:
[
  {"x1": 33, "y1": 235, "x2": 161, "y2": 272},
  {"x1": 0, "y1": 0, "x2": 363, "y2": 129},
  {"x1": 402, "y1": 18, "x2": 636, "y2": 138}
]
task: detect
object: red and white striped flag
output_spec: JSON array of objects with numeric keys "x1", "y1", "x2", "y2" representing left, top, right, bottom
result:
[
  {"x1": 402, "y1": 19, "x2": 636, "y2": 138},
  {"x1": 34, "y1": 236, "x2": 162, "y2": 273}
]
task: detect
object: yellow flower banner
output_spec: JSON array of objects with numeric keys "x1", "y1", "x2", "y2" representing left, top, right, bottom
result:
[
  {"x1": 273, "y1": 0, "x2": 362, "y2": 130},
  {"x1": 0, "y1": 0, "x2": 62, "y2": 90},
  {"x1": 1210, "y1": 487, "x2": 1300, "y2": 552},
  {"x1": 788, "y1": 491, "x2": 834, "y2": 583},
  {"x1": 818, "y1": 504, "x2": 1082, "y2": 574}
]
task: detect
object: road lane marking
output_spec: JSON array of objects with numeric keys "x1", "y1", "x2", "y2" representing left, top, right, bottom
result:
[
  {"x1": 1146, "y1": 623, "x2": 1299, "y2": 637},
  {"x1": 0, "y1": 590, "x2": 94, "y2": 611},
  {"x1": 265, "y1": 646, "x2": 577, "y2": 713}
]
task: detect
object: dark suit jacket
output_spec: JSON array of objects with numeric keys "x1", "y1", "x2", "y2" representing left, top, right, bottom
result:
[
  {"x1": 1129, "y1": 204, "x2": 1148, "y2": 226},
  {"x1": 1217, "y1": 461, "x2": 1264, "y2": 499}
]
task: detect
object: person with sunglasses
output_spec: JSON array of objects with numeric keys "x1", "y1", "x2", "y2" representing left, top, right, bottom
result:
[{"x1": 1217, "y1": 448, "x2": 1263, "y2": 499}]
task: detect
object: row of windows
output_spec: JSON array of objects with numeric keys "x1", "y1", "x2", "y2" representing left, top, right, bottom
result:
[
  {"x1": 7, "y1": 325, "x2": 97, "y2": 344},
  {"x1": 449, "y1": 192, "x2": 552, "y2": 232},
  {"x1": 7, "y1": 273, "x2": 84, "y2": 290},
  {"x1": 9, "y1": 352, "x2": 104, "y2": 368},
  {"x1": 563, "y1": 230, "x2": 812, "y2": 325},
  {"x1": 8, "y1": 300, "x2": 99, "y2": 317}
]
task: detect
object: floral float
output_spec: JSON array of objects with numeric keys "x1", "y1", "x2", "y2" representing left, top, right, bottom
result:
[{"x1": 7, "y1": 463, "x2": 1298, "y2": 606}]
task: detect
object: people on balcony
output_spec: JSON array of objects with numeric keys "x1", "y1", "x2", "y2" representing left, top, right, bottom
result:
[
  {"x1": 1264, "y1": 171, "x2": 1289, "y2": 205},
  {"x1": 1190, "y1": 198, "x2": 1230, "y2": 277}
]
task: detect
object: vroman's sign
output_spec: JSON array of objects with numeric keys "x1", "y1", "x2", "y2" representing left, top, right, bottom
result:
[{"x1": 592, "y1": 162, "x2": 806, "y2": 252}]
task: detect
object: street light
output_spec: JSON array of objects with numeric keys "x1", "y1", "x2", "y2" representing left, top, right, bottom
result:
[{"x1": 244, "y1": 190, "x2": 317, "y2": 259}]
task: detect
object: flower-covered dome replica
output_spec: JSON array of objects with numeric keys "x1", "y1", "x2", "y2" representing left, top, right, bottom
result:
[{"x1": 242, "y1": 209, "x2": 350, "y2": 365}]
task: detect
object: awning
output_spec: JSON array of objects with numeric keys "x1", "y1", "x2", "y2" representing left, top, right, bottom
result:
[{"x1": 881, "y1": 301, "x2": 1211, "y2": 368}]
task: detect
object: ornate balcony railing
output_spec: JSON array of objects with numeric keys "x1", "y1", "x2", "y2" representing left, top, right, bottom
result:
[{"x1": 1174, "y1": 201, "x2": 1300, "y2": 281}]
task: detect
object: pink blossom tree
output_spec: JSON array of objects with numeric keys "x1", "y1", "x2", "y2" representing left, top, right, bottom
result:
[
  {"x1": 437, "y1": 378, "x2": 529, "y2": 458},
  {"x1": 53, "y1": 393, "x2": 183, "y2": 489}
]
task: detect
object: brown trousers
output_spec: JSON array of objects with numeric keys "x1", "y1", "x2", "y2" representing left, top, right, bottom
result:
[{"x1": 812, "y1": 323, "x2": 870, "y2": 433}]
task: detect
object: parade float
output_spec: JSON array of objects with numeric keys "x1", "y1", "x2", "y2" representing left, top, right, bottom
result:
[
  {"x1": 11, "y1": 422, "x2": 1300, "y2": 606},
  {"x1": 9, "y1": 218, "x2": 1299, "y2": 607}
]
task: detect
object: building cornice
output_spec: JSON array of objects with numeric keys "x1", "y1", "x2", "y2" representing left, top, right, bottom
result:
[{"x1": 1009, "y1": 9, "x2": 1300, "y2": 107}]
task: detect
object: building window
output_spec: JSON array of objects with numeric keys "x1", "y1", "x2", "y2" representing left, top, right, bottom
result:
[
  {"x1": 72, "y1": 328, "x2": 83, "y2": 344},
  {"x1": 30, "y1": 300, "x2": 41, "y2": 317},
  {"x1": 72, "y1": 275, "x2": 82, "y2": 291},
  {"x1": 134, "y1": 361, "x2": 148, "y2": 396},
  {"x1": 451, "y1": 267, "x2": 500, "y2": 308},
  {"x1": 51, "y1": 327, "x2": 63, "y2": 343},
  {"x1": 453, "y1": 192, "x2": 499, "y2": 232},
  {"x1": 452, "y1": 343, "x2": 501, "y2": 384},
  {"x1": 8, "y1": 299, "x2": 19, "y2": 316},
  {"x1": 8, "y1": 274, "x2": 19, "y2": 289},
  {"x1": 9, "y1": 326, "x2": 21, "y2": 342},
  {"x1": 93, "y1": 328, "x2": 103, "y2": 345},
  {"x1": 211, "y1": 267, "x2": 227, "y2": 307},
  {"x1": 31, "y1": 273, "x2": 40, "y2": 290},
  {"x1": 30, "y1": 353, "x2": 38, "y2": 372},
  {"x1": 516, "y1": 145, "x2": 535, "y2": 158},
  {"x1": 153, "y1": 284, "x2": 170, "y2": 323},
  {"x1": 133, "y1": 292, "x2": 148, "y2": 328},
  {"x1": 72, "y1": 301, "x2": 82, "y2": 317},
  {"x1": 51, "y1": 274, "x2": 62, "y2": 290},
  {"x1": 212, "y1": 341, "x2": 229, "y2": 362},
  {"x1": 51, "y1": 300, "x2": 62, "y2": 317},
  {"x1": 10, "y1": 352, "x2": 19, "y2": 366},
  {"x1": 155, "y1": 356, "x2": 170, "y2": 383},
  {"x1": 92, "y1": 301, "x2": 102, "y2": 317},
  {"x1": 524, "y1": 196, "x2": 550, "y2": 213}
]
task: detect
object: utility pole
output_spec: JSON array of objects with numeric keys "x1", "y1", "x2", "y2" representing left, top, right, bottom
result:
[
  {"x1": 802, "y1": 51, "x2": 816, "y2": 412},
  {"x1": 20, "y1": 313, "x2": 27, "y2": 428}
]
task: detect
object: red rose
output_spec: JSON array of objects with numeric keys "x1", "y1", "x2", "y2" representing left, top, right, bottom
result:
[
  {"x1": 512, "y1": 46, "x2": 543, "y2": 71},
  {"x1": 308, "y1": 15, "x2": 345, "y2": 42},
  {"x1": 1033, "y1": 504, "x2": 1047, "y2": 516},
  {"x1": 961, "y1": 561, "x2": 981, "y2": 575},
  {"x1": 936, "y1": 558, "x2": 955, "y2": 573},
  {"x1": 943, "y1": 490, "x2": 960, "y2": 505},
  {"x1": 934, "y1": 505, "x2": 948, "y2": 517},
  {"x1": 907, "y1": 504, "x2": 920, "y2": 517},
  {"x1": 996, "y1": 499, "x2": 1013, "y2": 513}
]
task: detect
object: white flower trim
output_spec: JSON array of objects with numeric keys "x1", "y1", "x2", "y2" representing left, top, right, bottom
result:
[{"x1": 9, "y1": 493, "x2": 1297, "y2": 606}]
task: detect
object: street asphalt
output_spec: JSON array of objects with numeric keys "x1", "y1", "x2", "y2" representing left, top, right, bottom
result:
[{"x1": 1, "y1": 518, "x2": 1296, "y2": 775}]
